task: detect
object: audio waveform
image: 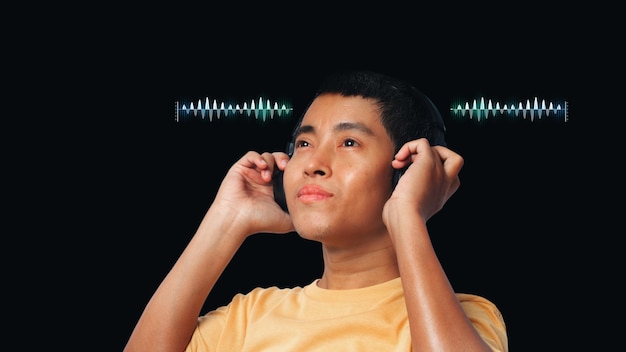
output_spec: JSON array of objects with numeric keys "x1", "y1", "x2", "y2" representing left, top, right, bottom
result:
[
  {"x1": 450, "y1": 97, "x2": 568, "y2": 122},
  {"x1": 175, "y1": 97, "x2": 293, "y2": 122}
]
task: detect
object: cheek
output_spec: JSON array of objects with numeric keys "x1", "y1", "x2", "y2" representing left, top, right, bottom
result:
[{"x1": 343, "y1": 166, "x2": 393, "y2": 200}]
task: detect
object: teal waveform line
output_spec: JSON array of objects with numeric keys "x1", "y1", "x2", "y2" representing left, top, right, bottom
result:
[
  {"x1": 450, "y1": 97, "x2": 568, "y2": 122},
  {"x1": 175, "y1": 97, "x2": 293, "y2": 122}
]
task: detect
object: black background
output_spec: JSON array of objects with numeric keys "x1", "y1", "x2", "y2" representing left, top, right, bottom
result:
[{"x1": 10, "y1": 3, "x2": 615, "y2": 351}]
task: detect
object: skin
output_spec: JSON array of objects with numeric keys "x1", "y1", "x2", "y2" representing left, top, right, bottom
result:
[{"x1": 124, "y1": 93, "x2": 492, "y2": 351}]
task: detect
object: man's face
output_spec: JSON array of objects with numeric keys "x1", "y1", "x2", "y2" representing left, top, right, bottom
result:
[{"x1": 283, "y1": 93, "x2": 395, "y2": 246}]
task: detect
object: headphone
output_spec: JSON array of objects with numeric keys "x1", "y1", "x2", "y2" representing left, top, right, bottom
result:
[{"x1": 273, "y1": 90, "x2": 446, "y2": 213}]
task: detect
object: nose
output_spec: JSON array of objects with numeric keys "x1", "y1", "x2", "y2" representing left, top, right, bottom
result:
[{"x1": 303, "y1": 146, "x2": 332, "y2": 179}]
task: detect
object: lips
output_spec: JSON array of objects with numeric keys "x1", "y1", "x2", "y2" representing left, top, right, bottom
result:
[{"x1": 297, "y1": 184, "x2": 334, "y2": 203}]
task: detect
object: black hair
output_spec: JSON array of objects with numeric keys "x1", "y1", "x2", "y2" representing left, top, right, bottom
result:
[{"x1": 300, "y1": 69, "x2": 446, "y2": 153}]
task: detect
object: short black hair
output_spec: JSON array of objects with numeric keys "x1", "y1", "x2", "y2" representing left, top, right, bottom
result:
[{"x1": 310, "y1": 70, "x2": 447, "y2": 152}]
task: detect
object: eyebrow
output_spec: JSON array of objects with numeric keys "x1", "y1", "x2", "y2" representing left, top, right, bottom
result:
[{"x1": 295, "y1": 121, "x2": 375, "y2": 138}]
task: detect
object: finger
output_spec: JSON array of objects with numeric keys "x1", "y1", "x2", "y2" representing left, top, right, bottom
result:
[
  {"x1": 433, "y1": 146, "x2": 464, "y2": 179},
  {"x1": 272, "y1": 151, "x2": 290, "y2": 171},
  {"x1": 449, "y1": 176, "x2": 461, "y2": 195},
  {"x1": 392, "y1": 138, "x2": 432, "y2": 168},
  {"x1": 240, "y1": 151, "x2": 267, "y2": 169},
  {"x1": 394, "y1": 138, "x2": 431, "y2": 160},
  {"x1": 235, "y1": 151, "x2": 272, "y2": 184},
  {"x1": 432, "y1": 146, "x2": 463, "y2": 200},
  {"x1": 258, "y1": 152, "x2": 278, "y2": 181}
]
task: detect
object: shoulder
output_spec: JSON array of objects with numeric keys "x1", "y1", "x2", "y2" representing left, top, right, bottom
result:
[
  {"x1": 456, "y1": 293, "x2": 508, "y2": 352},
  {"x1": 229, "y1": 284, "x2": 307, "y2": 307},
  {"x1": 457, "y1": 293, "x2": 501, "y2": 311},
  {"x1": 456, "y1": 293, "x2": 505, "y2": 326}
]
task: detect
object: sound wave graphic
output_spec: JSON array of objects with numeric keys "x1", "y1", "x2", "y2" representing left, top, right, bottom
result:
[
  {"x1": 175, "y1": 97, "x2": 293, "y2": 122},
  {"x1": 451, "y1": 97, "x2": 568, "y2": 122}
]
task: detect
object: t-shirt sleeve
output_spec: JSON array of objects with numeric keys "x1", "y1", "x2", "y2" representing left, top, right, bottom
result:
[
  {"x1": 185, "y1": 288, "x2": 282, "y2": 352},
  {"x1": 184, "y1": 304, "x2": 230, "y2": 352},
  {"x1": 457, "y1": 293, "x2": 508, "y2": 352}
]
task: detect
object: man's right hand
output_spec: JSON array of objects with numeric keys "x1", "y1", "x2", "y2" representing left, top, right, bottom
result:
[{"x1": 211, "y1": 151, "x2": 295, "y2": 239}]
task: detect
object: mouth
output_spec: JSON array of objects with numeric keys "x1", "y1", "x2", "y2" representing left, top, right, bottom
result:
[{"x1": 297, "y1": 184, "x2": 334, "y2": 204}]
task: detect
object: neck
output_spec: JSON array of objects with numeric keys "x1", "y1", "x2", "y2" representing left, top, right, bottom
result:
[{"x1": 317, "y1": 244, "x2": 399, "y2": 290}]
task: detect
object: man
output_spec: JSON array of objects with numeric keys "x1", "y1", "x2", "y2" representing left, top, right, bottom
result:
[{"x1": 124, "y1": 70, "x2": 508, "y2": 351}]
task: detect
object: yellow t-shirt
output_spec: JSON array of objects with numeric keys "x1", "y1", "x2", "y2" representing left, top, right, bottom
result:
[{"x1": 186, "y1": 277, "x2": 507, "y2": 351}]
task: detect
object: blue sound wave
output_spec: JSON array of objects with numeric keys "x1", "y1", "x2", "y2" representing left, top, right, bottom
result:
[
  {"x1": 175, "y1": 97, "x2": 293, "y2": 122},
  {"x1": 450, "y1": 97, "x2": 568, "y2": 122}
]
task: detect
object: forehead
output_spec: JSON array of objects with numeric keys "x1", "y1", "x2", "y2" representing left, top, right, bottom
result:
[{"x1": 300, "y1": 94, "x2": 383, "y2": 129}]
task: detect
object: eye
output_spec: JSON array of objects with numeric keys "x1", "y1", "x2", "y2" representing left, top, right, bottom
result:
[
  {"x1": 295, "y1": 140, "x2": 310, "y2": 149},
  {"x1": 342, "y1": 138, "x2": 358, "y2": 147}
]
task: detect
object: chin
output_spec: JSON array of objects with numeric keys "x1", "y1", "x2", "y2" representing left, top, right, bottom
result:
[{"x1": 292, "y1": 215, "x2": 332, "y2": 242}]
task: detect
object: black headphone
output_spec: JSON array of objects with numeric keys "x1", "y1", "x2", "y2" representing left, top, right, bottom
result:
[{"x1": 273, "y1": 90, "x2": 446, "y2": 213}]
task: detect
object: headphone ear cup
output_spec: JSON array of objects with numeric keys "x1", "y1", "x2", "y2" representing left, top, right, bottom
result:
[
  {"x1": 273, "y1": 168, "x2": 289, "y2": 213},
  {"x1": 392, "y1": 168, "x2": 405, "y2": 189},
  {"x1": 273, "y1": 137, "x2": 295, "y2": 213}
]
